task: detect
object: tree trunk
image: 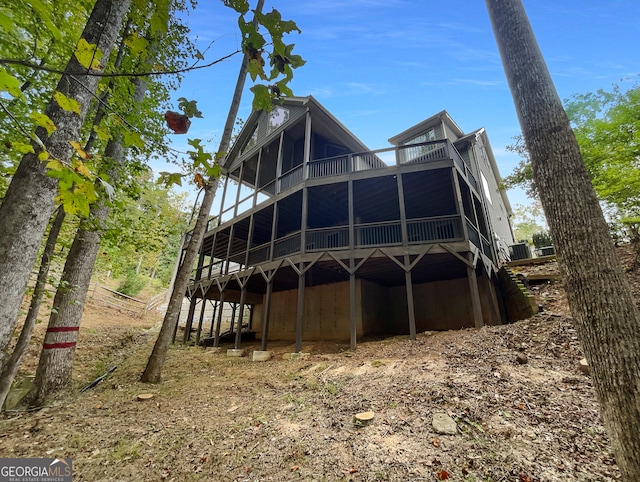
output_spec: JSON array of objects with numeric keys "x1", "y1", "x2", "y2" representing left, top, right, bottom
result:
[
  {"x1": 485, "y1": 1, "x2": 640, "y2": 479},
  {"x1": 141, "y1": 0, "x2": 265, "y2": 383},
  {"x1": 0, "y1": 207, "x2": 65, "y2": 410},
  {"x1": 24, "y1": 203, "x2": 107, "y2": 406},
  {"x1": 0, "y1": 16, "x2": 135, "y2": 408},
  {"x1": 26, "y1": 71, "x2": 149, "y2": 405},
  {"x1": 0, "y1": 0, "x2": 131, "y2": 368}
]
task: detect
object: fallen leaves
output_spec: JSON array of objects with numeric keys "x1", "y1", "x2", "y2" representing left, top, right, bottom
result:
[{"x1": 437, "y1": 469, "x2": 450, "y2": 480}]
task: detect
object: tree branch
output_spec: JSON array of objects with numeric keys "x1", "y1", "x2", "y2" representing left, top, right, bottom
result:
[{"x1": 0, "y1": 49, "x2": 241, "y2": 78}]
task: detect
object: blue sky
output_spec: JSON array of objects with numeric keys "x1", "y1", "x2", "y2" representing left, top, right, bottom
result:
[{"x1": 166, "y1": 0, "x2": 639, "y2": 210}]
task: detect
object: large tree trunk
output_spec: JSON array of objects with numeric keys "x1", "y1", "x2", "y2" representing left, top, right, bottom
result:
[
  {"x1": 0, "y1": 0, "x2": 131, "y2": 368},
  {"x1": 27, "y1": 73, "x2": 148, "y2": 405},
  {"x1": 485, "y1": 1, "x2": 640, "y2": 479},
  {"x1": 24, "y1": 203, "x2": 107, "y2": 405},
  {"x1": 0, "y1": 17, "x2": 135, "y2": 409},
  {"x1": 141, "y1": 0, "x2": 266, "y2": 384},
  {"x1": 0, "y1": 207, "x2": 65, "y2": 410}
]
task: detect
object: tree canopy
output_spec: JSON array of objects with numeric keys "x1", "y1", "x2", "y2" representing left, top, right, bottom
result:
[{"x1": 503, "y1": 82, "x2": 640, "y2": 231}]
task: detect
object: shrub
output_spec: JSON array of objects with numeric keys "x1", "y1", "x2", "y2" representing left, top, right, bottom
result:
[
  {"x1": 532, "y1": 231, "x2": 553, "y2": 248},
  {"x1": 116, "y1": 271, "x2": 147, "y2": 298}
]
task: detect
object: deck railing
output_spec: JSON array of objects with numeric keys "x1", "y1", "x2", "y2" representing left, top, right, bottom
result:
[
  {"x1": 407, "y1": 216, "x2": 464, "y2": 244},
  {"x1": 306, "y1": 226, "x2": 349, "y2": 251},
  {"x1": 199, "y1": 139, "x2": 477, "y2": 235},
  {"x1": 202, "y1": 214, "x2": 479, "y2": 276},
  {"x1": 278, "y1": 165, "x2": 304, "y2": 192},
  {"x1": 355, "y1": 221, "x2": 403, "y2": 247},
  {"x1": 274, "y1": 232, "x2": 301, "y2": 258}
]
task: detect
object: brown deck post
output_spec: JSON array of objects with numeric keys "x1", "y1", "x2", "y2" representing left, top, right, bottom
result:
[
  {"x1": 404, "y1": 262, "x2": 417, "y2": 340},
  {"x1": 195, "y1": 296, "x2": 207, "y2": 346},
  {"x1": 486, "y1": 272, "x2": 503, "y2": 325},
  {"x1": 261, "y1": 280, "x2": 273, "y2": 351},
  {"x1": 182, "y1": 297, "x2": 198, "y2": 344},
  {"x1": 234, "y1": 286, "x2": 248, "y2": 349},
  {"x1": 213, "y1": 292, "x2": 226, "y2": 348},
  {"x1": 349, "y1": 270, "x2": 357, "y2": 350},
  {"x1": 295, "y1": 270, "x2": 305, "y2": 353},
  {"x1": 467, "y1": 253, "x2": 484, "y2": 328},
  {"x1": 209, "y1": 300, "x2": 218, "y2": 337},
  {"x1": 348, "y1": 179, "x2": 357, "y2": 350},
  {"x1": 396, "y1": 172, "x2": 417, "y2": 340}
]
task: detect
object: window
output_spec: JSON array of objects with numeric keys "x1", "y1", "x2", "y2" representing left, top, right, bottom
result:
[
  {"x1": 400, "y1": 128, "x2": 439, "y2": 163},
  {"x1": 266, "y1": 106, "x2": 290, "y2": 135},
  {"x1": 481, "y1": 172, "x2": 492, "y2": 205},
  {"x1": 241, "y1": 125, "x2": 259, "y2": 154}
]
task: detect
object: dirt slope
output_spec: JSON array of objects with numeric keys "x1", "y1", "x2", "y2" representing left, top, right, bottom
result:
[{"x1": 1, "y1": 245, "x2": 637, "y2": 481}]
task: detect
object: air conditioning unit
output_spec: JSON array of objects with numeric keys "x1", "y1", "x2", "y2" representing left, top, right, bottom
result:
[{"x1": 510, "y1": 242, "x2": 531, "y2": 260}]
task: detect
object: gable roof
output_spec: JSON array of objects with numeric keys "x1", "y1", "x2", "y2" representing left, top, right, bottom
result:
[
  {"x1": 223, "y1": 96, "x2": 374, "y2": 173},
  {"x1": 388, "y1": 110, "x2": 465, "y2": 146}
]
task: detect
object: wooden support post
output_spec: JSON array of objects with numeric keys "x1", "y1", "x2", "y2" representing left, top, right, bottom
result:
[
  {"x1": 261, "y1": 280, "x2": 273, "y2": 351},
  {"x1": 295, "y1": 270, "x2": 305, "y2": 353},
  {"x1": 467, "y1": 253, "x2": 484, "y2": 328},
  {"x1": 486, "y1": 274, "x2": 503, "y2": 325},
  {"x1": 348, "y1": 179, "x2": 357, "y2": 350},
  {"x1": 182, "y1": 297, "x2": 198, "y2": 344},
  {"x1": 234, "y1": 286, "x2": 248, "y2": 349},
  {"x1": 404, "y1": 261, "x2": 417, "y2": 340},
  {"x1": 195, "y1": 296, "x2": 207, "y2": 346},
  {"x1": 349, "y1": 270, "x2": 357, "y2": 350},
  {"x1": 229, "y1": 303, "x2": 237, "y2": 334},
  {"x1": 209, "y1": 300, "x2": 218, "y2": 337},
  {"x1": 213, "y1": 293, "x2": 226, "y2": 348}
]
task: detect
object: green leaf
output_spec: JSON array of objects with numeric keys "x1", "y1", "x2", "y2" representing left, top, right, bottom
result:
[
  {"x1": 275, "y1": 79, "x2": 293, "y2": 98},
  {"x1": 74, "y1": 38, "x2": 103, "y2": 70},
  {"x1": 223, "y1": 0, "x2": 249, "y2": 14},
  {"x1": 125, "y1": 33, "x2": 149, "y2": 57},
  {"x1": 30, "y1": 112, "x2": 56, "y2": 136},
  {"x1": 177, "y1": 98, "x2": 203, "y2": 118},
  {"x1": 54, "y1": 91, "x2": 81, "y2": 115},
  {"x1": 93, "y1": 125, "x2": 112, "y2": 142},
  {"x1": 123, "y1": 130, "x2": 145, "y2": 149},
  {"x1": 0, "y1": 68, "x2": 24, "y2": 98},
  {"x1": 247, "y1": 58, "x2": 264, "y2": 82},
  {"x1": 157, "y1": 171, "x2": 183, "y2": 187},
  {"x1": 46, "y1": 159, "x2": 65, "y2": 171},
  {"x1": 150, "y1": 0, "x2": 170, "y2": 35},
  {"x1": 206, "y1": 162, "x2": 221, "y2": 179},
  {"x1": 250, "y1": 84, "x2": 272, "y2": 112},
  {"x1": 12, "y1": 141, "x2": 34, "y2": 154}
]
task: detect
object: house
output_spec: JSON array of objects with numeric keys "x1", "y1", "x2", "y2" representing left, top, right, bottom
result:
[{"x1": 181, "y1": 96, "x2": 517, "y2": 353}]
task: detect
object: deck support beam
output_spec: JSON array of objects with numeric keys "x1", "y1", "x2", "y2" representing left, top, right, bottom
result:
[
  {"x1": 260, "y1": 280, "x2": 274, "y2": 351},
  {"x1": 213, "y1": 293, "x2": 226, "y2": 348},
  {"x1": 209, "y1": 300, "x2": 218, "y2": 337},
  {"x1": 195, "y1": 297, "x2": 207, "y2": 346},
  {"x1": 467, "y1": 253, "x2": 484, "y2": 328},
  {"x1": 183, "y1": 297, "x2": 198, "y2": 344},
  {"x1": 404, "y1": 258, "x2": 417, "y2": 340},
  {"x1": 295, "y1": 271, "x2": 305, "y2": 353},
  {"x1": 234, "y1": 286, "x2": 248, "y2": 349}
]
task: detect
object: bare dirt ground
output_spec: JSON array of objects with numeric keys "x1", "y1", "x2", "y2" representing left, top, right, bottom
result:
[{"x1": 1, "y1": 245, "x2": 638, "y2": 481}]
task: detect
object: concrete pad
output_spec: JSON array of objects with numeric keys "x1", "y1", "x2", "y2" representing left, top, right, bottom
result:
[
  {"x1": 210, "y1": 346, "x2": 223, "y2": 353},
  {"x1": 252, "y1": 350, "x2": 272, "y2": 362},
  {"x1": 283, "y1": 352, "x2": 310, "y2": 360},
  {"x1": 226, "y1": 348, "x2": 245, "y2": 357}
]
